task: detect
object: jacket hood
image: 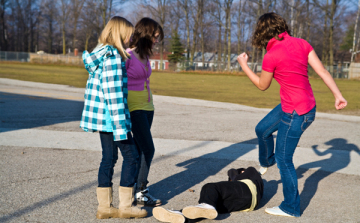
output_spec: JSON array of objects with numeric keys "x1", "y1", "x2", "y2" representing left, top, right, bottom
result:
[{"x1": 82, "y1": 45, "x2": 116, "y2": 75}]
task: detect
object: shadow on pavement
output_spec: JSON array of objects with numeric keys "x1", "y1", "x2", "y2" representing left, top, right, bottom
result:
[
  {"x1": 0, "y1": 92, "x2": 83, "y2": 131},
  {"x1": 2, "y1": 138, "x2": 358, "y2": 221},
  {"x1": 148, "y1": 139, "x2": 258, "y2": 205},
  {"x1": 0, "y1": 175, "x2": 100, "y2": 222},
  {"x1": 0, "y1": 139, "x2": 257, "y2": 222},
  {"x1": 298, "y1": 138, "x2": 360, "y2": 214},
  {"x1": 257, "y1": 138, "x2": 360, "y2": 214},
  {"x1": 257, "y1": 179, "x2": 280, "y2": 209}
]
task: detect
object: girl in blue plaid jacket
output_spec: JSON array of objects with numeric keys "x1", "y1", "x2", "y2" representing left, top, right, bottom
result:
[{"x1": 80, "y1": 16, "x2": 147, "y2": 219}]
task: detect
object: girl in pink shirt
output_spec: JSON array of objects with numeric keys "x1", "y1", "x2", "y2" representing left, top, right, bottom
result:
[
  {"x1": 126, "y1": 17, "x2": 164, "y2": 207},
  {"x1": 237, "y1": 12, "x2": 347, "y2": 218}
]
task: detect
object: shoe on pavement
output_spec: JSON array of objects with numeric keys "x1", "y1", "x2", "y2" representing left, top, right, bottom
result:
[
  {"x1": 265, "y1": 206, "x2": 295, "y2": 217},
  {"x1": 135, "y1": 188, "x2": 162, "y2": 206},
  {"x1": 259, "y1": 166, "x2": 268, "y2": 175},
  {"x1": 153, "y1": 207, "x2": 185, "y2": 223},
  {"x1": 182, "y1": 203, "x2": 218, "y2": 220}
]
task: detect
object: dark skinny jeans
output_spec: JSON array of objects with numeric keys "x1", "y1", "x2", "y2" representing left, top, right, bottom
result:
[
  {"x1": 98, "y1": 132, "x2": 139, "y2": 188},
  {"x1": 130, "y1": 110, "x2": 155, "y2": 191}
]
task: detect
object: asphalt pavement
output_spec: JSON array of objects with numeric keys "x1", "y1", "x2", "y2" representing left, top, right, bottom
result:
[{"x1": 0, "y1": 78, "x2": 359, "y2": 223}]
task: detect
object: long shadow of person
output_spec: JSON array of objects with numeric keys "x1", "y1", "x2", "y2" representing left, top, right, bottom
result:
[
  {"x1": 149, "y1": 138, "x2": 258, "y2": 205},
  {"x1": 0, "y1": 92, "x2": 84, "y2": 132},
  {"x1": 297, "y1": 138, "x2": 360, "y2": 214},
  {"x1": 257, "y1": 179, "x2": 280, "y2": 209}
]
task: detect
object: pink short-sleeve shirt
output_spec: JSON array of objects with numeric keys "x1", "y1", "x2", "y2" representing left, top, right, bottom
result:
[{"x1": 262, "y1": 31, "x2": 316, "y2": 115}]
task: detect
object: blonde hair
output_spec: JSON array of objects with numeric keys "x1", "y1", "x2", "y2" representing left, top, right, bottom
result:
[{"x1": 98, "y1": 16, "x2": 134, "y2": 59}]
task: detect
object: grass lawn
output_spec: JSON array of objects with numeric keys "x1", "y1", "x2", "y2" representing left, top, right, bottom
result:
[{"x1": 0, "y1": 62, "x2": 359, "y2": 115}]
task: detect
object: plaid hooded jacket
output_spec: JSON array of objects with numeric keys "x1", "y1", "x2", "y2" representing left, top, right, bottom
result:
[{"x1": 80, "y1": 45, "x2": 131, "y2": 141}]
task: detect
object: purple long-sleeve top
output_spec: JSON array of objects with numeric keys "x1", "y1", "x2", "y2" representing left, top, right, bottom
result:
[{"x1": 125, "y1": 49, "x2": 152, "y2": 102}]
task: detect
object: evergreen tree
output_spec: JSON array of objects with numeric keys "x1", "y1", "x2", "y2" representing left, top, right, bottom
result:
[
  {"x1": 168, "y1": 31, "x2": 184, "y2": 64},
  {"x1": 340, "y1": 24, "x2": 355, "y2": 51}
]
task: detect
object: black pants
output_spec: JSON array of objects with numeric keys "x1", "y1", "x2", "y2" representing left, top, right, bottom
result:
[
  {"x1": 130, "y1": 110, "x2": 155, "y2": 191},
  {"x1": 198, "y1": 181, "x2": 252, "y2": 214}
]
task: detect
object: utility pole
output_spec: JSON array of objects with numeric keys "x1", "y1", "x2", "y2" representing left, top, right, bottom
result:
[{"x1": 352, "y1": 0, "x2": 360, "y2": 62}]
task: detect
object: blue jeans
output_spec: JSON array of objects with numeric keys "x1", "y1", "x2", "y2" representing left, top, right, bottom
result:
[
  {"x1": 98, "y1": 132, "x2": 139, "y2": 188},
  {"x1": 255, "y1": 104, "x2": 316, "y2": 217},
  {"x1": 130, "y1": 110, "x2": 155, "y2": 191}
]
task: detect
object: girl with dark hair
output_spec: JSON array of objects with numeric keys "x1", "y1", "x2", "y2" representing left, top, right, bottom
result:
[
  {"x1": 125, "y1": 17, "x2": 164, "y2": 206},
  {"x1": 237, "y1": 12, "x2": 347, "y2": 217}
]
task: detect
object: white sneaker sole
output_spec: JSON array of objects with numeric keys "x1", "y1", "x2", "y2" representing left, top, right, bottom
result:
[
  {"x1": 153, "y1": 207, "x2": 185, "y2": 223},
  {"x1": 182, "y1": 206, "x2": 218, "y2": 219}
]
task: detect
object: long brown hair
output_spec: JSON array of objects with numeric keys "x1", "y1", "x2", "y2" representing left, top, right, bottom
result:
[
  {"x1": 252, "y1": 12, "x2": 291, "y2": 49},
  {"x1": 129, "y1": 17, "x2": 164, "y2": 59},
  {"x1": 98, "y1": 16, "x2": 134, "y2": 59}
]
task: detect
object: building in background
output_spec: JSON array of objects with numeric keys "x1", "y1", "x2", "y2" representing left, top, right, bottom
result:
[{"x1": 149, "y1": 52, "x2": 171, "y2": 70}]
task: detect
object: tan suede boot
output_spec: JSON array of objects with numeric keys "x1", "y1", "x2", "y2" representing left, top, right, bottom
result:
[
  {"x1": 118, "y1": 186, "x2": 147, "y2": 218},
  {"x1": 96, "y1": 187, "x2": 119, "y2": 219}
]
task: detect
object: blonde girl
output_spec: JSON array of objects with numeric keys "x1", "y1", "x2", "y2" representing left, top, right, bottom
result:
[{"x1": 80, "y1": 16, "x2": 147, "y2": 219}]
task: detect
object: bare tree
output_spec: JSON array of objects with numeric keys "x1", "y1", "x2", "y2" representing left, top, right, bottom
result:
[
  {"x1": 209, "y1": 1, "x2": 223, "y2": 66},
  {"x1": 99, "y1": 0, "x2": 117, "y2": 28},
  {"x1": 188, "y1": 0, "x2": 201, "y2": 63},
  {"x1": 199, "y1": 0, "x2": 205, "y2": 65},
  {"x1": 211, "y1": 0, "x2": 233, "y2": 70},
  {"x1": 224, "y1": 0, "x2": 233, "y2": 70},
  {"x1": 314, "y1": 0, "x2": 344, "y2": 74},
  {"x1": 41, "y1": 0, "x2": 57, "y2": 53},
  {"x1": 306, "y1": 0, "x2": 310, "y2": 41},
  {"x1": 235, "y1": 0, "x2": 245, "y2": 54},
  {"x1": 352, "y1": 0, "x2": 360, "y2": 62},
  {"x1": 0, "y1": 0, "x2": 9, "y2": 50},
  {"x1": 59, "y1": 0, "x2": 70, "y2": 55},
  {"x1": 178, "y1": 0, "x2": 191, "y2": 59},
  {"x1": 70, "y1": 0, "x2": 85, "y2": 50},
  {"x1": 79, "y1": 0, "x2": 102, "y2": 51},
  {"x1": 169, "y1": 1, "x2": 182, "y2": 33},
  {"x1": 26, "y1": 0, "x2": 41, "y2": 52},
  {"x1": 142, "y1": 0, "x2": 169, "y2": 70}
]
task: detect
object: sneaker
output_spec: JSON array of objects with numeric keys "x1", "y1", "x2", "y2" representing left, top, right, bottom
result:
[
  {"x1": 153, "y1": 207, "x2": 185, "y2": 223},
  {"x1": 265, "y1": 206, "x2": 295, "y2": 217},
  {"x1": 135, "y1": 188, "x2": 162, "y2": 206},
  {"x1": 182, "y1": 203, "x2": 217, "y2": 220},
  {"x1": 259, "y1": 166, "x2": 268, "y2": 175}
]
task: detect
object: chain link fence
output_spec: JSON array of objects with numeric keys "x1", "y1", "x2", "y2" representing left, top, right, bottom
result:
[
  {"x1": 177, "y1": 60, "x2": 350, "y2": 78},
  {"x1": 0, "y1": 51, "x2": 30, "y2": 62},
  {"x1": 0, "y1": 51, "x2": 83, "y2": 66}
]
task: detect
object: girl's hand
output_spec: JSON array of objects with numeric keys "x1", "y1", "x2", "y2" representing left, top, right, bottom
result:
[
  {"x1": 335, "y1": 96, "x2": 347, "y2": 110},
  {"x1": 237, "y1": 52, "x2": 249, "y2": 67}
]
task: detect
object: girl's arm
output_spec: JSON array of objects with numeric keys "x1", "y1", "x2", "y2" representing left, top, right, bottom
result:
[
  {"x1": 237, "y1": 52, "x2": 273, "y2": 91},
  {"x1": 308, "y1": 50, "x2": 347, "y2": 110}
]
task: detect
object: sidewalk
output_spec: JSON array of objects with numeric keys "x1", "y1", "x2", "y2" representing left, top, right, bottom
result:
[{"x1": 0, "y1": 78, "x2": 359, "y2": 223}]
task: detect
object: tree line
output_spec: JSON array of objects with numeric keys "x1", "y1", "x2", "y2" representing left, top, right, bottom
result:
[{"x1": 0, "y1": 0, "x2": 359, "y2": 71}]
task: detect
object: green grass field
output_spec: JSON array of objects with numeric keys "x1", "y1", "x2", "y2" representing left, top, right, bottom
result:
[{"x1": 1, "y1": 62, "x2": 359, "y2": 115}]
